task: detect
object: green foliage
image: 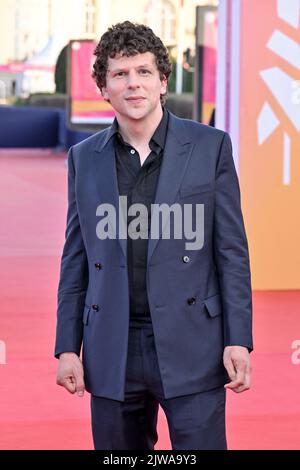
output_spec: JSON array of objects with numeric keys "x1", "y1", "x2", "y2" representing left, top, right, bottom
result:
[
  {"x1": 168, "y1": 58, "x2": 194, "y2": 93},
  {"x1": 11, "y1": 97, "x2": 29, "y2": 106},
  {"x1": 55, "y1": 45, "x2": 68, "y2": 94}
]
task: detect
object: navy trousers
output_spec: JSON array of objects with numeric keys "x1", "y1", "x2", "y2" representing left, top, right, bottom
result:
[{"x1": 91, "y1": 322, "x2": 227, "y2": 450}]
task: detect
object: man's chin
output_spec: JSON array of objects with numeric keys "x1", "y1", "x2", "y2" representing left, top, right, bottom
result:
[{"x1": 125, "y1": 109, "x2": 149, "y2": 120}]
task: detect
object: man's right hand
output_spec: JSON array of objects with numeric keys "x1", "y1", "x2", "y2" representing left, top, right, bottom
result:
[{"x1": 56, "y1": 352, "x2": 85, "y2": 397}]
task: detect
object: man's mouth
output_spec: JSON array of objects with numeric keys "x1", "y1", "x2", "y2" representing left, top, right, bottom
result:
[{"x1": 126, "y1": 96, "x2": 146, "y2": 101}]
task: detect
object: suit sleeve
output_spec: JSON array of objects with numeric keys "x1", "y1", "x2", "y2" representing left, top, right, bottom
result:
[
  {"x1": 54, "y1": 147, "x2": 88, "y2": 358},
  {"x1": 213, "y1": 132, "x2": 253, "y2": 352}
]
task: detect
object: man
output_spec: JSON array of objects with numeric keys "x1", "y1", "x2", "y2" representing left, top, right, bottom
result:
[{"x1": 55, "y1": 21, "x2": 253, "y2": 450}]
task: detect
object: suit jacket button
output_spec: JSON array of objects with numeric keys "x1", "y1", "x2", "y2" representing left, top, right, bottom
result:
[
  {"x1": 187, "y1": 297, "x2": 196, "y2": 305},
  {"x1": 92, "y1": 304, "x2": 99, "y2": 311},
  {"x1": 95, "y1": 263, "x2": 102, "y2": 270},
  {"x1": 182, "y1": 255, "x2": 190, "y2": 263}
]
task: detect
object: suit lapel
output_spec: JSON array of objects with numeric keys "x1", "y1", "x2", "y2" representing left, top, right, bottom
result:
[
  {"x1": 93, "y1": 136, "x2": 127, "y2": 262},
  {"x1": 147, "y1": 113, "x2": 194, "y2": 266}
]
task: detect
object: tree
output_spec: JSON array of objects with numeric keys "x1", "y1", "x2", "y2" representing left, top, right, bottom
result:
[{"x1": 55, "y1": 45, "x2": 68, "y2": 94}]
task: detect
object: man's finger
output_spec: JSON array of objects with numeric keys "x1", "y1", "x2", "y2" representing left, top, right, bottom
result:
[
  {"x1": 62, "y1": 376, "x2": 77, "y2": 394},
  {"x1": 223, "y1": 358, "x2": 237, "y2": 381},
  {"x1": 227, "y1": 363, "x2": 250, "y2": 390},
  {"x1": 225, "y1": 378, "x2": 244, "y2": 390},
  {"x1": 243, "y1": 367, "x2": 251, "y2": 389},
  {"x1": 73, "y1": 369, "x2": 85, "y2": 397},
  {"x1": 229, "y1": 382, "x2": 250, "y2": 393},
  {"x1": 225, "y1": 366, "x2": 245, "y2": 389}
]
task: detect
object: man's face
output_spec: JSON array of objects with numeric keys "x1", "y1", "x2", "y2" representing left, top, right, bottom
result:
[{"x1": 101, "y1": 52, "x2": 167, "y2": 121}]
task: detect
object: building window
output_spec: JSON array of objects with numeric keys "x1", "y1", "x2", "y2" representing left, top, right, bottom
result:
[
  {"x1": 161, "y1": 0, "x2": 176, "y2": 45},
  {"x1": 144, "y1": 0, "x2": 176, "y2": 46},
  {"x1": 84, "y1": 0, "x2": 96, "y2": 35}
]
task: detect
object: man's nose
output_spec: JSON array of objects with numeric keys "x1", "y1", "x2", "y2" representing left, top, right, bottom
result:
[{"x1": 127, "y1": 71, "x2": 140, "y2": 88}]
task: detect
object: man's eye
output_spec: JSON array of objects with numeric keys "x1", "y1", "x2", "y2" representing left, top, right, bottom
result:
[
  {"x1": 140, "y1": 69, "x2": 150, "y2": 74},
  {"x1": 115, "y1": 72, "x2": 125, "y2": 76}
]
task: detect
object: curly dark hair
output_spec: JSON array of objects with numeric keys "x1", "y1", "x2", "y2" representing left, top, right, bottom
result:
[{"x1": 92, "y1": 21, "x2": 172, "y2": 105}]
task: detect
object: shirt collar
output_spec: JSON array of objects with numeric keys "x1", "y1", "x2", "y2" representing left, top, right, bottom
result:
[
  {"x1": 149, "y1": 106, "x2": 169, "y2": 151},
  {"x1": 106, "y1": 116, "x2": 119, "y2": 142},
  {"x1": 107, "y1": 107, "x2": 169, "y2": 153}
]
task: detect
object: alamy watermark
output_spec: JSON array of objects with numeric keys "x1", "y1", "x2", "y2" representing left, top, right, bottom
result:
[
  {"x1": 0, "y1": 340, "x2": 6, "y2": 364},
  {"x1": 291, "y1": 80, "x2": 300, "y2": 105},
  {"x1": 291, "y1": 339, "x2": 300, "y2": 365},
  {"x1": 95, "y1": 196, "x2": 205, "y2": 250}
]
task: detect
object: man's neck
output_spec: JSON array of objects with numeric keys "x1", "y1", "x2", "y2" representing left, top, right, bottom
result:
[{"x1": 116, "y1": 105, "x2": 163, "y2": 148}]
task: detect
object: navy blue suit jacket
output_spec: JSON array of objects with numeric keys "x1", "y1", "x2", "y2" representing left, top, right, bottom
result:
[{"x1": 55, "y1": 111, "x2": 253, "y2": 401}]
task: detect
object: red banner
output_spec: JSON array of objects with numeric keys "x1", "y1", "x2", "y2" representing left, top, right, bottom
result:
[{"x1": 69, "y1": 40, "x2": 115, "y2": 124}]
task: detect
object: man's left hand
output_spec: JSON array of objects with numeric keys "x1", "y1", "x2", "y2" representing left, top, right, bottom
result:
[{"x1": 223, "y1": 346, "x2": 252, "y2": 393}]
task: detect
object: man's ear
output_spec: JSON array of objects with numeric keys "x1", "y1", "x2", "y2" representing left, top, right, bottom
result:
[
  {"x1": 160, "y1": 76, "x2": 168, "y2": 95},
  {"x1": 101, "y1": 86, "x2": 109, "y2": 101}
]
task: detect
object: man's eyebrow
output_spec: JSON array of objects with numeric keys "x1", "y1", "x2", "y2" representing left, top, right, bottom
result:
[
  {"x1": 109, "y1": 64, "x2": 153, "y2": 73},
  {"x1": 136, "y1": 64, "x2": 152, "y2": 68},
  {"x1": 108, "y1": 68, "x2": 126, "y2": 73}
]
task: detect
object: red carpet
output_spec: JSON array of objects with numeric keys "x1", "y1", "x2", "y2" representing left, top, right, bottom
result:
[{"x1": 0, "y1": 149, "x2": 299, "y2": 449}]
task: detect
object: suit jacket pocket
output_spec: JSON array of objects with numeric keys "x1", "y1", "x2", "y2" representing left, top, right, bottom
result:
[
  {"x1": 203, "y1": 293, "x2": 222, "y2": 318},
  {"x1": 82, "y1": 305, "x2": 91, "y2": 325},
  {"x1": 179, "y1": 182, "x2": 215, "y2": 198}
]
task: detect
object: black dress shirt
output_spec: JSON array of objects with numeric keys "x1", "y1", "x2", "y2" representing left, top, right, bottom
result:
[{"x1": 107, "y1": 108, "x2": 169, "y2": 322}]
